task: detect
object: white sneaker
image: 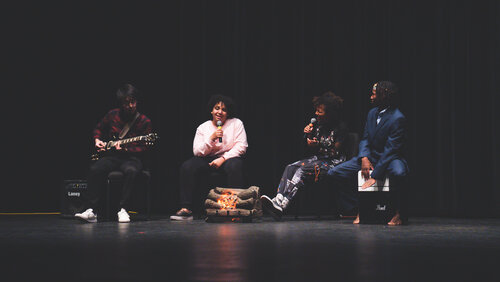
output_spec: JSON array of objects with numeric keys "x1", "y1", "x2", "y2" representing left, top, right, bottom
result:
[
  {"x1": 117, "y1": 208, "x2": 130, "y2": 223},
  {"x1": 275, "y1": 193, "x2": 290, "y2": 209},
  {"x1": 75, "y1": 208, "x2": 97, "y2": 223},
  {"x1": 260, "y1": 195, "x2": 283, "y2": 220}
]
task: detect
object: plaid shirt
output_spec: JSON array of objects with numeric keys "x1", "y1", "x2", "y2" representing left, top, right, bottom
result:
[{"x1": 93, "y1": 108, "x2": 153, "y2": 153}]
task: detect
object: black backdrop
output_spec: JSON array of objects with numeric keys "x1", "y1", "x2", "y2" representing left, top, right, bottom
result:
[{"x1": 4, "y1": 0, "x2": 499, "y2": 217}]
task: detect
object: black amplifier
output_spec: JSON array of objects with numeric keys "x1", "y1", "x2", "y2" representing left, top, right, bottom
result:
[{"x1": 60, "y1": 180, "x2": 88, "y2": 218}]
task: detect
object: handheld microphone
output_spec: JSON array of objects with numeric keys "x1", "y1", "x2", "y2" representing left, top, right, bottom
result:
[
  {"x1": 217, "y1": 120, "x2": 222, "y2": 142},
  {"x1": 304, "y1": 117, "x2": 316, "y2": 139}
]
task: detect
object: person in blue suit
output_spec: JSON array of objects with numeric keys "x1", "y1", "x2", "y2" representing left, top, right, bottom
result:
[{"x1": 327, "y1": 81, "x2": 408, "y2": 225}]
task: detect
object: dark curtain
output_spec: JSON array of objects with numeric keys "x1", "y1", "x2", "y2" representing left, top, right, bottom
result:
[{"x1": 4, "y1": 0, "x2": 499, "y2": 217}]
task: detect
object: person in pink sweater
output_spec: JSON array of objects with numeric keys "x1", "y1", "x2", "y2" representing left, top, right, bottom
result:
[{"x1": 170, "y1": 95, "x2": 248, "y2": 220}]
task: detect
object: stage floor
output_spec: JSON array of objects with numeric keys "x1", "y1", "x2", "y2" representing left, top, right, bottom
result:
[{"x1": 1, "y1": 215, "x2": 499, "y2": 281}]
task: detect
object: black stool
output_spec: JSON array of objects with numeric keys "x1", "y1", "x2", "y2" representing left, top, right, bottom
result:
[
  {"x1": 293, "y1": 132, "x2": 359, "y2": 219},
  {"x1": 105, "y1": 170, "x2": 152, "y2": 221},
  {"x1": 293, "y1": 178, "x2": 340, "y2": 219},
  {"x1": 191, "y1": 170, "x2": 227, "y2": 217}
]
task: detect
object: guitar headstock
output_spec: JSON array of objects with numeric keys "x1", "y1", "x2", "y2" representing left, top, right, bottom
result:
[{"x1": 144, "y1": 133, "x2": 159, "y2": 146}]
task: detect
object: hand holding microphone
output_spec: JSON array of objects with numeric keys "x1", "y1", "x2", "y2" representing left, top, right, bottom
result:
[
  {"x1": 303, "y1": 117, "x2": 316, "y2": 138},
  {"x1": 216, "y1": 120, "x2": 223, "y2": 142}
]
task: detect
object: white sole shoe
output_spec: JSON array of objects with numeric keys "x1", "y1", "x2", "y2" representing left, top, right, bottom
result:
[
  {"x1": 117, "y1": 209, "x2": 131, "y2": 223},
  {"x1": 260, "y1": 195, "x2": 283, "y2": 221},
  {"x1": 170, "y1": 215, "x2": 194, "y2": 221},
  {"x1": 75, "y1": 214, "x2": 97, "y2": 223}
]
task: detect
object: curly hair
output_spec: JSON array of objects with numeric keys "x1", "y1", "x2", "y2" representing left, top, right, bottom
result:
[
  {"x1": 312, "y1": 91, "x2": 344, "y2": 122},
  {"x1": 207, "y1": 94, "x2": 236, "y2": 118}
]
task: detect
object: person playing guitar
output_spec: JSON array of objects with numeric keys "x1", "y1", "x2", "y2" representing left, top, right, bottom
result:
[{"x1": 75, "y1": 83, "x2": 154, "y2": 223}]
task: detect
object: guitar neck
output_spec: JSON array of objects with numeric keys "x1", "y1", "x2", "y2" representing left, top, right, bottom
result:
[
  {"x1": 108, "y1": 136, "x2": 145, "y2": 148},
  {"x1": 116, "y1": 136, "x2": 145, "y2": 145}
]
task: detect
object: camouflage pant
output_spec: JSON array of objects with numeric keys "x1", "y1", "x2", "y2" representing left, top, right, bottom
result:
[{"x1": 276, "y1": 155, "x2": 343, "y2": 202}]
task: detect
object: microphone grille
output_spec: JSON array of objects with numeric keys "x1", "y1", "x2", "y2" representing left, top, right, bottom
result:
[
  {"x1": 311, "y1": 118, "x2": 317, "y2": 123},
  {"x1": 217, "y1": 120, "x2": 222, "y2": 126}
]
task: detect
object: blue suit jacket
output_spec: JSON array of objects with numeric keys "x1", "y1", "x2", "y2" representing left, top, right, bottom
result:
[{"x1": 358, "y1": 106, "x2": 407, "y2": 180}]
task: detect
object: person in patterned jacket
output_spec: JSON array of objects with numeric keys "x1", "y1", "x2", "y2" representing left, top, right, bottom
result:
[
  {"x1": 261, "y1": 91, "x2": 347, "y2": 220},
  {"x1": 75, "y1": 83, "x2": 153, "y2": 223}
]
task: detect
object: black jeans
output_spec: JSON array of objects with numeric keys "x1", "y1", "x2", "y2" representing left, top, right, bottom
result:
[
  {"x1": 86, "y1": 155, "x2": 143, "y2": 215},
  {"x1": 179, "y1": 156, "x2": 244, "y2": 210}
]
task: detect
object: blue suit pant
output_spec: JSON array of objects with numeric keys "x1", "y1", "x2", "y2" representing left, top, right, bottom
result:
[{"x1": 327, "y1": 157, "x2": 408, "y2": 218}]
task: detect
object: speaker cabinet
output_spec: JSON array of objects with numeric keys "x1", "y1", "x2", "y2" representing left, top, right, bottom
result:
[{"x1": 60, "y1": 180, "x2": 88, "y2": 218}]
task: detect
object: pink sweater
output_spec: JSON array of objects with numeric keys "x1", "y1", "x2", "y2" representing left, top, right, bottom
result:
[{"x1": 193, "y1": 118, "x2": 248, "y2": 160}]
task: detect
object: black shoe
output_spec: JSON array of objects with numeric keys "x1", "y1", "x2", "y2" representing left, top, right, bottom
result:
[{"x1": 260, "y1": 195, "x2": 283, "y2": 221}]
